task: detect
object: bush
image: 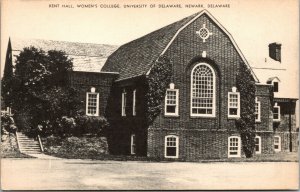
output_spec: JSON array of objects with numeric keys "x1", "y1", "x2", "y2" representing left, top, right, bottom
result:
[
  {"x1": 56, "y1": 116, "x2": 76, "y2": 137},
  {"x1": 75, "y1": 115, "x2": 109, "y2": 136},
  {"x1": 43, "y1": 136, "x2": 109, "y2": 159},
  {"x1": 1, "y1": 114, "x2": 17, "y2": 134}
]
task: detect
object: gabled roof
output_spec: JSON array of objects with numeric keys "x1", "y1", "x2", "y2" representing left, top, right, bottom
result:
[
  {"x1": 266, "y1": 76, "x2": 280, "y2": 83},
  {"x1": 10, "y1": 38, "x2": 119, "y2": 72},
  {"x1": 102, "y1": 10, "x2": 258, "y2": 82}
]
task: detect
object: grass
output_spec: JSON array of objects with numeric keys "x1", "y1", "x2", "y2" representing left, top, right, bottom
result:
[{"x1": 1, "y1": 150, "x2": 34, "y2": 158}]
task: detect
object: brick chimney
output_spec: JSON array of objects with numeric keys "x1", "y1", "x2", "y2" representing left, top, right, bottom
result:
[{"x1": 268, "y1": 42, "x2": 281, "y2": 62}]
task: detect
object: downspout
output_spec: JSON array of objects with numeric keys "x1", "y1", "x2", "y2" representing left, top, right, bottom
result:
[{"x1": 289, "y1": 100, "x2": 292, "y2": 152}]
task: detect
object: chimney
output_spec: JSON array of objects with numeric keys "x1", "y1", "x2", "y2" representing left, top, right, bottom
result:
[{"x1": 268, "y1": 42, "x2": 281, "y2": 62}]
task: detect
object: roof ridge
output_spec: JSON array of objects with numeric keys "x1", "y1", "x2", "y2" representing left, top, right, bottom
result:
[{"x1": 11, "y1": 37, "x2": 119, "y2": 47}]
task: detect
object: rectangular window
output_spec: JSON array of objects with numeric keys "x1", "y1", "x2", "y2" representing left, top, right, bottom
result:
[
  {"x1": 165, "y1": 136, "x2": 179, "y2": 158},
  {"x1": 131, "y1": 134, "x2": 136, "y2": 155},
  {"x1": 165, "y1": 89, "x2": 179, "y2": 116},
  {"x1": 228, "y1": 136, "x2": 241, "y2": 157},
  {"x1": 122, "y1": 90, "x2": 127, "y2": 116},
  {"x1": 228, "y1": 92, "x2": 240, "y2": 118},
  {"x1": 86, "y1": 92, "x2": 99, "y2": 116},
  {"x1": 273, "y1": 82, "x2": 279, "y2": 92},
  {"x1": 133, "y1": 89, "x2": 136, "y2": 116},
  {"x1": 255, "y1": 136, "x2": 261, "y2": 154},
  {"x1": 255, "y1": 98, "x2": 261, "y2": 122},
  {"x1": 273, "y1": 105, "x2": 280, "y2": 121},
  {"x1": 274, "y1": 136, "x2": 281, "y2": 152}
]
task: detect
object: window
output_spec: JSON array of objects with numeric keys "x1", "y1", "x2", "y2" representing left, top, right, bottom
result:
[
  {"x1": 165, "y1": 135, "x2": 179, "y2": 158},
  {"x1": 273, "y1": 82, "x2": 278, "y2": 92},
  {"x1": 133, "y1": 89, "x2": 136, "y2": 116},
  {"x1": 191, "y1": 63, "x2": 216, "y2": 117},
  {"x1": 273, "y1": 103, "x2": 280, "y2": 121},
  {"x1": 228, "y1": 136, "x2": 241, "y2": 157},
  {"x1": 121, "y1": 89, "x2": 127, "y2": 116},
  {"x1": 255, "y1": 97, "x2": 261, "y2": 122},
  {"x1": 131, "y1": 134, "x2": 136, "y2": 155},
  {"x1": 274, "y1": 136, "x2": 281, "y2": 152},
  {"x1": 255, "y1": 136, "x2": 261, "y2": 154},
  {"x1": 165, "y1": 83, "x2": 179, "y2": 116},
  {"x1": 228, "y1": 88, "x2": 240, "y2": 118},
  {"x1": 86, "y1": 88, "x2": 99, "y2": 116}
]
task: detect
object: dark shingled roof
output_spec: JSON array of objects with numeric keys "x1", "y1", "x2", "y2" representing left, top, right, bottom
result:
[
  {"x1": 10, "y1": 38, "x2": 119, "y2": 72},
  {"x1": 101, "y1": 12, "x2": 200, "y2": 81}
]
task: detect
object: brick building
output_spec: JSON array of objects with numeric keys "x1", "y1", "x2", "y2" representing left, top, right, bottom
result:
[{"x1": 3, "y1": 10, "x2": 298, "y2": 160}]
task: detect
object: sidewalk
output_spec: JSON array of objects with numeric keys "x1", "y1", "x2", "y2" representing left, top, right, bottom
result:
[{"x1": 27, "y1": 153, "x2": 61, "y2": 159}]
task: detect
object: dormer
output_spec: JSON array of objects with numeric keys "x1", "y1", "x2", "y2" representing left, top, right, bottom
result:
[{"x1": 267, "y1": 77, "x2": 280, "y2": 92}]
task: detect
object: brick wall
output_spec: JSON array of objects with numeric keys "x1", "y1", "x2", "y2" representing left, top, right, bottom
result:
[
  {"x1": 105, "y1": 77, "x2": 149, "y2": 156},
  {"x1": 273, "y1": 101, "x2": 297, "y2": 132},
  {"x1": 68, "y1": 71, "x2": 117, "y2": 116},
  {"x1": 255, "y1": 84, "x2": 273, "y2": 131},
  {"x1": 148, "y1": 128, "x2": 229, "y2": 160},
  {"x1": 147, "y1": 14, "x2": 268, "y2": 159}
]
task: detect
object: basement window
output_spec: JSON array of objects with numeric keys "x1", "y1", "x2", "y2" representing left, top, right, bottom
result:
[
  {"x1": 228, "y1": 136, "x2": 241, "y2": 158},
  {"x1": 165, "y1": 135, "x2": 179, "y2": 158},
  {"x1": 255, "y1": 136, "x2": 261, "y2": 154},
  {"x1": 131, "y1": 134, "x2": 136, "y2": 155},
  {"x1": 274, "y1": 136, "x2": 281, "y2": 152}
]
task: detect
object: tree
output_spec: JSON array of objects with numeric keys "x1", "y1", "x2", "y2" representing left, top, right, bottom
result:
[
  {"x1": 2, "y1": 39, "x2": 14, "y2": 108},
  {"x1": 10, "y1": 46, "x2": 81, "y2": 134},
  {"x1": 236, "y1": 63, "x2": 256, "y2": 158}
]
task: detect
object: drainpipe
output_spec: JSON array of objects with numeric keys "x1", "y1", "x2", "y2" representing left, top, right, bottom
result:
[{"x1": 289, "y1": 100, "x2": 292, "y2": 152}]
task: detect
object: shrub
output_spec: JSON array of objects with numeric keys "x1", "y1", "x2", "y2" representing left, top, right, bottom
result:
[
  {"x1": 43, "y1": 136, "x2": 109, "y2": 159},
  {"x1": 56, "y1": 116, "x2": 76, "y2": 137},
  {"x1": 1, "y1": 114, "x2": 17, "y2": 134},
  {"x1": 75, "y1": 115, "x2": 109, "y2": 136}
]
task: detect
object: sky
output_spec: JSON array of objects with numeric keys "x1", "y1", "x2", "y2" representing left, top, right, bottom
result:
[{"x1": 1, "y1": 0, "x2": 299, "y2": 124}]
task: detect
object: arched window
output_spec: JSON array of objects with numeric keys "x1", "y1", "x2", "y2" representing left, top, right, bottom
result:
[{"x1": 191, "y1": 63, "x2": 216, "y2": 117}]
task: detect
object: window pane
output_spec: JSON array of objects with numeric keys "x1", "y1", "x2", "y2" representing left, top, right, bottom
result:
[
  {"x1": 229, "y1": 108, "x2": 238, "y2": 115},
  {"x1": 191, "y1": 64, "x2": 214, "y2": 115},
  {"x1": 166, "y1": 147, "x2": 176, "y2": 156},
  {"x1": 87, "y1": 93, "x2": 98, "y2": 115}
]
